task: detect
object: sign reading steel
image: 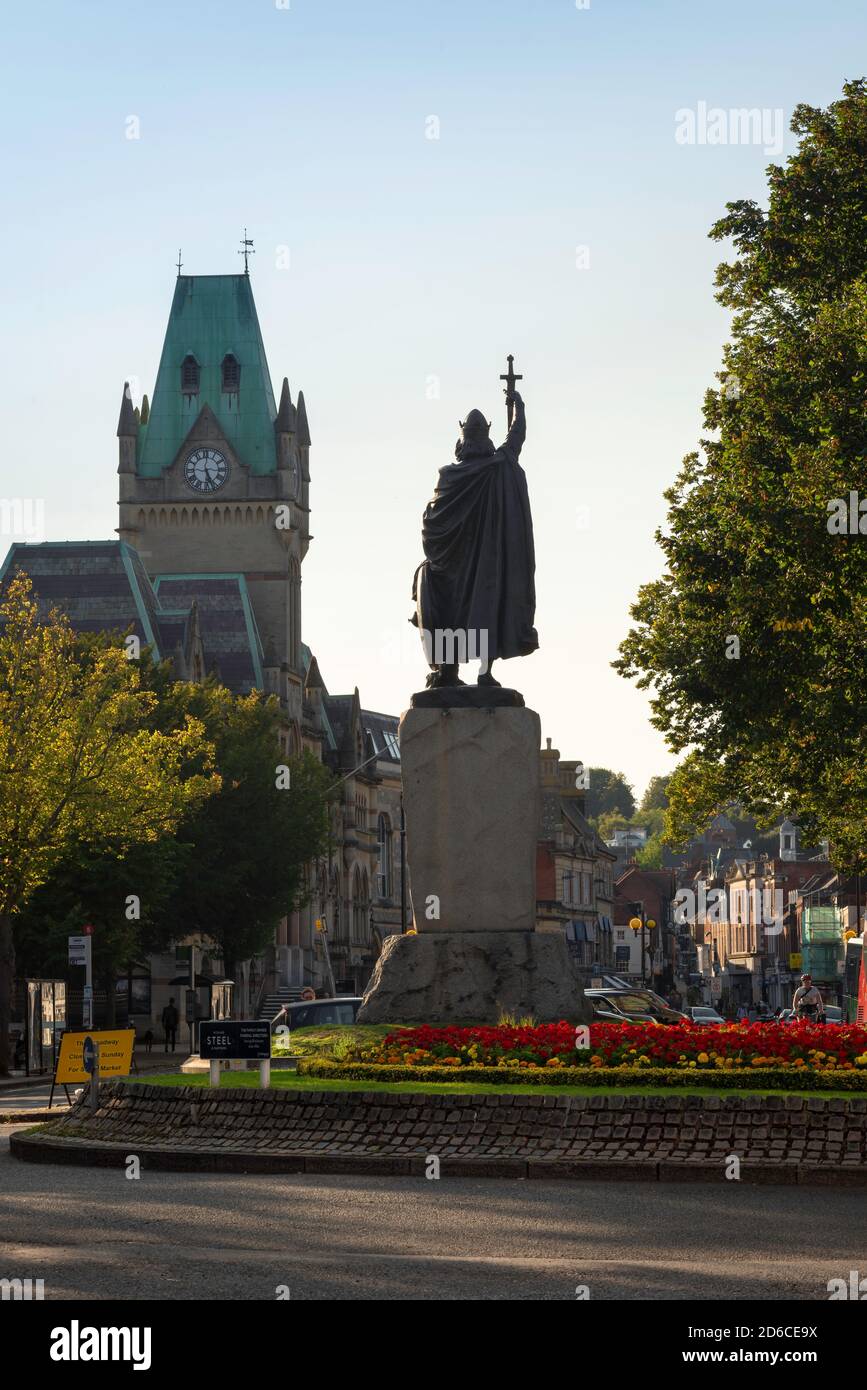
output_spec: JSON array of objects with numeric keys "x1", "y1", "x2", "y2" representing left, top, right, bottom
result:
[
  {"x1": 199, "y1": 1020, "x2": 271, "y2": 1061},
  {"x1": 54, "y1": 1030, "x2": 135, "y2": 1084}
]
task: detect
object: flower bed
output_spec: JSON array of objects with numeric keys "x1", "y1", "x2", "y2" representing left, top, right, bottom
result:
[
  {"x1": 355, "y1": 1021, "x2": 867, "y2": 1076},
  {"x1": 297, "y1": 1058, "x2": 867, "y2": 1091}
]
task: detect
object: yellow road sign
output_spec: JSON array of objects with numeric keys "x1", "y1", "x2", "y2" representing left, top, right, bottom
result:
[{"x1": 54, "y1": 1029, "x2": 135, "y2": 1084}]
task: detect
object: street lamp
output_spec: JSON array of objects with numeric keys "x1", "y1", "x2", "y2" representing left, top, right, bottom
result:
[
  {"x1": 628, "y1": 915, "x2": 644, "y2": 984},
  {"x1": 628, "y1": 911, "x2": 656, "y2": 986}
]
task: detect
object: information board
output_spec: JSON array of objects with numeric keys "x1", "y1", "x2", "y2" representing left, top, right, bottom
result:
[{"x1": 199, "y1": 1020, "x2": 271, "y2": 1061}]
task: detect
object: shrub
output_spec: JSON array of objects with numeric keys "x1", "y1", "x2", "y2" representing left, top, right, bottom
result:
[{"x1": 296, "y1": 1059, "x2": 867, "y2": 1091}]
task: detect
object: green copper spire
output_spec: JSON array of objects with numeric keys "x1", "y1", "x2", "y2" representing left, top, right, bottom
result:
[{"x1": 137, "y1": 274, "x2": 278, "y2": 477}]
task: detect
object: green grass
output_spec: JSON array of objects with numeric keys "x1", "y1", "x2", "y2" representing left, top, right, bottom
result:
[
  {"x1": 134, "y1": 1071, "x2": 859, "y2": 1100},
  {"x1": 271, "y1": 1024, "x2": 391, "y2": 1059}
]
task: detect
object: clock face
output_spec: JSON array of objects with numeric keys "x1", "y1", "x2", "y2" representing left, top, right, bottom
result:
[{"x1": 184, "y1": 447, "x2": 229, "y2": 493}]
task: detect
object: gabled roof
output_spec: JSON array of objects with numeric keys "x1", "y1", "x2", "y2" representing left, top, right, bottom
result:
[
  {"x1": 323, "y1": 691, "x2": 360, "y2": 766},
  {"x1": 0, "y1": 540, "x2": 159, "y2": 648},
  {"x1": 153, "y1": 574, "x2": 263, "y2": 694},
  {"x1": 538, "y1": 790, "x2": 601, "y2": 857},
  {"x1": 137, "y1": 275, "x2": 278, "y2": 478},
  {"x1": 1, "y1": 541, "x2": 264, "y2": 698},
  {"x1": 362, "y1": 709, "x2": 401, "y2": 764}
]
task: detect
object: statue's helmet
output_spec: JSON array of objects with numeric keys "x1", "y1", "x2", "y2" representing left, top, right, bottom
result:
[
  {"x1": 460, "y1": 409, "x2": 491, "y2": 446},
  {"x1": 455, "y1": 408, "x2": 494, "y2": 462}
]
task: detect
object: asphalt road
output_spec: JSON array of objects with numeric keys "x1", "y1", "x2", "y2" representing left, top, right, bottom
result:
[{"x1": 1, "y1": 1125, "x2": 865, "y2": 1301}]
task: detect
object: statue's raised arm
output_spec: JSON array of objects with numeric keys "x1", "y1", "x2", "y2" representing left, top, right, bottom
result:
[{"x1": 501, "y1": 390, "x2": 526, "y2": 463}]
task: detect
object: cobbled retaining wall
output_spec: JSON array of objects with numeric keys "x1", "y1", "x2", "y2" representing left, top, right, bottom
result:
[{"x1": 11, "y1": 1081, "x2": 867, "y2": 1184}]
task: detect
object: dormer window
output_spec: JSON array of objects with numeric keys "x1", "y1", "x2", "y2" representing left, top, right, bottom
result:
[
  {"x1": 221, "y1": 354, "x2": 241, "y2": 392},
  {"x1": 181, "y1": 355, "x2": 200, "y2": 395}
]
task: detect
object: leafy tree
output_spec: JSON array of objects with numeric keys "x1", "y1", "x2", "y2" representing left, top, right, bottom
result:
[
  {"x1": 0, "y1": 573, "x2": 216, "y2": 1071},
  {"x1": 640, "y1": 806, "x2": 666, "y2": 838},
  {"x1": 585, "y1": 767, "x2": 636, "y2": 822},
  {"x1": 639, "y1": 775, "x2": 671, "y2": 814},
  {"x1": 616, "y1": 81, "x2": 867, "y2": 870},
  {"x1": 636, "y1": 833, "x2": 665, "y2": 870},
  {"x1": 140, "y1": 677, "x2": 334, "y2": 990},
  {"x1": 595, "y1": 811, "x2": 631, "y2": 843},
  {"x1": 15, "y1": 835, "x2": 190, "y2": 1025}
]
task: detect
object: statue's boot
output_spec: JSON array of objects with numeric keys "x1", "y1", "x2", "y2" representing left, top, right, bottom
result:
[
  {"x1": 477, "y1": 665, "x2": 502, "y2": 688},
  {"x1": 425, "y1": 665, "x2": 465, "y2": 689}
]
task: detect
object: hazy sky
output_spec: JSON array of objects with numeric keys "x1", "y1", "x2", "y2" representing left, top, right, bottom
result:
[{"x1": 1, "y1": 0, "x2": 864, "y2": 799}]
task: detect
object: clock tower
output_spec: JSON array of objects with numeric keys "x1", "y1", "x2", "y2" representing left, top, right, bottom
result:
[{"x1": 117, "y1": 271, "x2": 311, "y2": 739}]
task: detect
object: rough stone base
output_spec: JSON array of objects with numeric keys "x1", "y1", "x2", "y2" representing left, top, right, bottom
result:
[{"x1": 356, "y1": 930, "x2": 591, "y2": 1024}]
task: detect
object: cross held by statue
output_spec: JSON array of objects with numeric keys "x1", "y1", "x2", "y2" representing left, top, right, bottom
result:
[{"x1": 500, "y1": 354, "x2": 523, "y2": 428}]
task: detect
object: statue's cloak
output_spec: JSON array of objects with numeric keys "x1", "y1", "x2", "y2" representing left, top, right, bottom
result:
[{"x1": 412, "y1": 439, "x2": 538, "y2": 664}]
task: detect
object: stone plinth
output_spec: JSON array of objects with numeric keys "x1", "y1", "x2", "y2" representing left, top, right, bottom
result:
[
  {"x1": 356, "y1": 930, "x2": 591, "y2": 1024},
  {"x1": 401, "y1": 703, "x2": 541, "y2": 933},
  {"x1": 357, "y1": 698, "x2": 588, "y2": 1024}
]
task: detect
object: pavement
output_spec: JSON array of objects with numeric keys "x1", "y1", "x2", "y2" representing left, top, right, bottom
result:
[
  {"x1": 1, "y1": 1123, "x2": 865, "y2": 1300},
  {"x1": 0, "y1": 1053, "x2": 186, "y2": 1121}
]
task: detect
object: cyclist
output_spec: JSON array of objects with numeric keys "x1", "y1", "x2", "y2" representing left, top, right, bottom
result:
[{"x1": 792, "y1": 973, "x2": 825, "y2": 1023}]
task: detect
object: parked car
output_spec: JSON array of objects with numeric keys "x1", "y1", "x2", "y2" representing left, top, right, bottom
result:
[
  {"x1": 277, "y1": 996, "x2": 362, "y2": 1030},
  {"x1": 688, "y1": 1006, "x2": 726, "y2": 1026},
  {"x1": 822, "y1": 1004, "x2": 844, "y2": 1025},
  {"x1": 584, "y1": 988, "x2": 688, "y2": 1025}
]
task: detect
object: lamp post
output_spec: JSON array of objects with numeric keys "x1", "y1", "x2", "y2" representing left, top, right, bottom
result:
[
  {"x1": 400, "y1": 795, "x2": 407, "y2": 934},
  {"x1": 628, "y1": 909, "x2": 656, "y2": 986},
  {"x1": 628, "y1": 915, "x2": 644, "y2": 984}
]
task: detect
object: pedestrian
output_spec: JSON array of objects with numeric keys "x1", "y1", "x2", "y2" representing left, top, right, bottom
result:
[
  {"x1": 737, "y1": 1003, "x2": 749, "y2": 1023},
  {"x1": 792, "y1": 974, "x2": 825, "y2": 1023},
  {"x1": 161, "y1": 997, "x2": 179, "y2": 1053}
]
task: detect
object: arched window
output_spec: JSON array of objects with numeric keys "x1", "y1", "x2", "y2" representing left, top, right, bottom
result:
[
  {"x1": 331, "y1": 868, "x2": 345, "y2": 941},
  {"x1": 377, "y1": 814, "x2": 392, "y2": 899},
  {"x1": 288, "y1": 556, "x2": 301, "y2": 670},
  {"x1": 352, "y1": 868, "x2": 369, "y2": 944},
  {"x1": 221, "y1": 353, "x2": 240, "y2": 392},
  {"x1": 181, "y1": 355, "x2": 200, "y2": 394}
]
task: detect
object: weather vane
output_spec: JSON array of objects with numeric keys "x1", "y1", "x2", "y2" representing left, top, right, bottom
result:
[
  {"x1": 175, "y1": 248, "x2": 183, "y2": 278},
  {"x1": 239, "y1": 229, "x2": 255, "y2": 275}
]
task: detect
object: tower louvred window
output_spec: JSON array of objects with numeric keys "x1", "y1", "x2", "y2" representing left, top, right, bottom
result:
[
  {"x1": 181, "y1": 355, "x2": 200, "y2": 393},
  {"x1": 222, "y1": 354, "x2": 240, "y2": 391}
]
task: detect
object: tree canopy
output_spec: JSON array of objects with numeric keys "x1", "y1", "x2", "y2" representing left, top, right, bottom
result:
[
  {"x1": 616, "y1": 81, "x2": 867, "y2": 869},
  {"x1": 0, "y1": 572, "x2": 216, "y2": 1069},
  {"x1": 584, "y1": 767, "x2": 636, "y2": 822}
]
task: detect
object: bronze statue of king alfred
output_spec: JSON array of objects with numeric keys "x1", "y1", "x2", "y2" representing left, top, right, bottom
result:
[
  {"x1": 358, "y1": 357, "x2": 590, "y2": 1023},
  {"x1": 411, "y1": 356, "x2": 538, "y2": 691}
]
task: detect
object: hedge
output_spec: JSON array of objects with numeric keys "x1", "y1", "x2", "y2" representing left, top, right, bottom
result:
[{"x1": 296, "y1": 1059, "x2": 867, "y2": 1091}]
